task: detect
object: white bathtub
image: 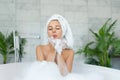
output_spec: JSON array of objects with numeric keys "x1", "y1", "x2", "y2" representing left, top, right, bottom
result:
[{"x1": 0, "y1": 62, "x2": 120, "y2": 80}]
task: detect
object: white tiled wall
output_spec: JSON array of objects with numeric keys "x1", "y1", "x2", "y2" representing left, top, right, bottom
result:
[{"x1": 0, "y1": 0, "x2": 120, "y2": 63}]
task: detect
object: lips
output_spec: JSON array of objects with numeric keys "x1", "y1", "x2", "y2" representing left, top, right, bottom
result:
[{"x1": 53, "y1": 35, "x2": 57, "y2": 38}]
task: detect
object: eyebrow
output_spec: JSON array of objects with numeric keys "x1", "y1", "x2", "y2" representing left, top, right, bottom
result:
[
  {"x1": 48, "y1": 25, "x2": 61, "y2": 27},
  {"x1": 56, "y1": 25, "x2": 61, "y2": 27},
  {"x1": 48, "y1": 26, "x2": 52, "y2": 28}
]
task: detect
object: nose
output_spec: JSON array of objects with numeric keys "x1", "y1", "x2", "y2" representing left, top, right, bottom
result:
[{"x1": 52, "y1": 28, "x2": 56, "y2": 33}]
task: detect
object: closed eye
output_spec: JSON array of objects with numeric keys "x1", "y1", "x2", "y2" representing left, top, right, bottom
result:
[
  {"x1": 56, "y1": 27, "x2": 60, "y2": 30},
  {"x1": 56, "y1": 25, "x2": 61, "y2": 30},
  {"x1": 48, "y1": 26, "x2": 53, "y2": 30}
]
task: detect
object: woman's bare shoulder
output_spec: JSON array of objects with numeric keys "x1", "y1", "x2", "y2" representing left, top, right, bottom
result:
[
  {"x1": 36, "y1": 44, "x2": 47, "y2": 50},
  {"x1": 65, "y1": 49, "x2": 74, "y2": 52},
  {"x1": 63, "y1": 49, "x2": 74, "y2": 55},
  {"x1": 62, "y1": 49, "x2": 74, "y2": 60}
]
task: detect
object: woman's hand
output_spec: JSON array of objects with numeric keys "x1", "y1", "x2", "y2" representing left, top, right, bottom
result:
[
  {"x1": 54, "y1": 39, "x2": 62, "y2": 55},
  {"x1": 48, "y1": 37, "x2": 63, "y2": 55}
]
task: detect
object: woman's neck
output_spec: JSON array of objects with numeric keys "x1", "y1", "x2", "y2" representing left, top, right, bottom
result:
[{"x1": 47, "y1": 43, "x2": 55, "y2": 51}]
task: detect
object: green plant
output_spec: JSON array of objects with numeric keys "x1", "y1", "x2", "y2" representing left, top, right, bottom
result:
[
  {"x1": 76, "y1": 18, "x2": 120, "y2": 67},
  {"x1": 0, "y1": 32, "x2": 13, "y2": 64},
  {"x1": 0, "y1": 31, "x2": 26, "y2": 64},
  {"x1": 15, "y1": 31, "x2": 26, "y2": 62},
  {"x1": 18, "y1": 38, "x2": 26, "y2": 62}
]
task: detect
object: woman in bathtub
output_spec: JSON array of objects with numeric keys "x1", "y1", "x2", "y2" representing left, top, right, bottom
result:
[
  {"x1": 36, "y1": 14, "x2": 74, "y2": 76},
  {"x1": 18, "y1": 14, "x2": 104, "y2": 80}
]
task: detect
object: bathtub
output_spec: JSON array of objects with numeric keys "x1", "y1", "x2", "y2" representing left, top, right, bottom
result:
[{"x1": 0, "y1": 62, "x2": 120, "y2": 80}]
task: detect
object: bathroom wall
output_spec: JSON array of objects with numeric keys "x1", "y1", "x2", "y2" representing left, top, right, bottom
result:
[{"x1": 0, "y1": 0, "x2": 120, "y2": 63}]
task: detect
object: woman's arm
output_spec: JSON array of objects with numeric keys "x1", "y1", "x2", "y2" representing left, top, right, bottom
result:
[
  {"x1": 56, "y1": 54, "x2": 68, "y2": 76},
  {"x1": 36, "y1": 46, "x2": 44, "y2": 61},
  {"x1": 56, "y1": 50, "x2": 74, "y2": 75},
  {"x1": 65, "y1": 50, "x2": 74, "y2": 72}
]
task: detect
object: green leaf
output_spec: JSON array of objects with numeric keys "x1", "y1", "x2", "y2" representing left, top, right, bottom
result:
[
  {"x1": 0, "y1": 31, "x2": 27, "y2": 63},
  {"x1": 76, "y1": 18, "x2": 118, "y2": 67}
]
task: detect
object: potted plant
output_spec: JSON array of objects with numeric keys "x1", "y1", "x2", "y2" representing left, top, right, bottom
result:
[
  {"x1": 0, "y1": 31, "x2": 26, "y2": 64},
  {"x1": 76, "y1": 18, "x2": 120, "y2": 67}
]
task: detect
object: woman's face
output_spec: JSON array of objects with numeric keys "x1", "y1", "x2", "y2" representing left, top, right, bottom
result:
[{"x1": 47, "y1": 20, "x2": 62, "y2": 39}]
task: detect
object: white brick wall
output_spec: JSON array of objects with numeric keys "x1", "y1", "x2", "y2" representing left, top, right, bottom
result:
[{"x1": 0, "y1": 0, "x2": 120, "y2": 63}]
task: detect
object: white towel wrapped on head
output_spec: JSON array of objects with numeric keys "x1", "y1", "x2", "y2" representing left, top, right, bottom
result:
[{"x1": 45, "y1": 14, "x2": 73, "y2": 49}]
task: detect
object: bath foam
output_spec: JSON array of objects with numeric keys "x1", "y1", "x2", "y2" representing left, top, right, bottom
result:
[{"x1": 15, "y1": 61, "x2": 104, "y2": 80}]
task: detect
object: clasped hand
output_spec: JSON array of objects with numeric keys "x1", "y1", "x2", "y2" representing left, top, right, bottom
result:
[{"x1": 48, "y1": 37, "x2": 63, "y2": 55}]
